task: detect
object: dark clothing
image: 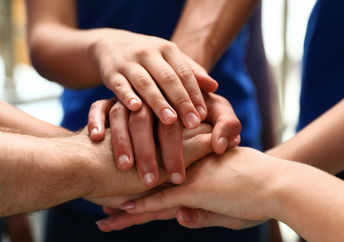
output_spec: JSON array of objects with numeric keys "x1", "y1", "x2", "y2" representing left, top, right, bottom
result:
[
  {"x1": 46, "y1": 1, "x2": 265, "y2": 241},
  {"x1": 298, "y1": 0, "x2": 344, "y2": 130},
  {"x1": 45, "y1": 206, "x2": 268, "y2": 242}
]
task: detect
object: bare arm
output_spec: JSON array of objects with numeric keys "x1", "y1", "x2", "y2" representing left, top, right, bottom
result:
[
  {"x1": 0, "y1": 123, "x2": 213, "y2": 217},
  {"x1": 112, "y1": 148, "x2": 344, "y2": 242},
  {"x1": 0, "y1": 100, "x2": 69, "y2": 136},
  {"x1": 172, "y1": 0, "x2": 258, "y2": 71},
  {"x1": 99, "y1": 100, "x2": 344, "y2": 241},
  {"x1": 267, "y1": 99, "x2": 344, "y2": 174},
  {"x1": 26, "y1": 0, "x2": 219, "y2": 129},
  {"x1": 0, "y1": 131, "x2": 92, "y2": 216}
]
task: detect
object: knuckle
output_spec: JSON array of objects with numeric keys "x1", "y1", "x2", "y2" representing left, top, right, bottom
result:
[
  {"x1": 114, "y1": 133, "x2": 129, "y2": 145},
  {"x1": 155, "y1": 191, "x2": 167, "y2": 204},
  {"x1": 109, "y1": 103, "x2": 125, "y2": 116},
  {"x1": 102, "y1": 66, "x2": 117, "y2": 82},
  {"x1": 135, "y1": 74, "x2": 153, "y2": 89},
  {"x1": 135, "y1": 48, "x2": 152, "y2": 59},
  {"x1": 90, "y1": 100, "x2": 103, "y2": 109},
  {"x1": 175, "y1": 96, "x2": 192, "y2": 107},
  {"x1": 219, "y1": 116, "x2": 242, "y2": 134},
  {"x1": 161, "y1": 41, "x2": 178, "y2": 52},
  {"x1": 188, "y1": 90, "x2": 202, "y2": 100},
  {"x1": 158, "y1": 71, "x2": 178, "y2": 85},
  {"x1": 111, "y1": 79, "x2": 126, "y2": 94},
  {"x1": 228, "y1": 118, "x2": 242, "y2": 134},
  {"x1": 178, "y1": 67, "x2": 194, "y2": 81}
]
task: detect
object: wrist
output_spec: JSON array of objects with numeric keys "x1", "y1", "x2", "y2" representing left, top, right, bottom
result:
[
  {"x1": 37, "y1": 134, "x2": 97, "y2": 199},
  {"x1": 172, "y1": 36, "x2": 214, "y2": 72},
  {"x1": 255, "y1": 155, "x2": 294, "y2": 220},
  {"x1": 263, "y1": 158, "x2": 308, "y2": 222}
]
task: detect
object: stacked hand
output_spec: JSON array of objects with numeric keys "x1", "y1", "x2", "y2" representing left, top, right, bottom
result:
[
  {"x1": 87, "y1": 93, "x2": 241, "y2": 186},
  {"x1": 96, "y1": 147, "x2": 278, "y2": 232}
]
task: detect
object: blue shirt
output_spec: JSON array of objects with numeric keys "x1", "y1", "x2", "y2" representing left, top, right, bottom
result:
[
  {"x1": 298, "y1": 0, "x2": 344, "y2": 130},
  {"x1": 61, "y1": 0, "x2": 261, "y2": 213}
]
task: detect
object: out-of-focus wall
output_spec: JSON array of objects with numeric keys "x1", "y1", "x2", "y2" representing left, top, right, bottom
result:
[{"x1": 12, "y1": 0, "x2": 29, "y2": 64}]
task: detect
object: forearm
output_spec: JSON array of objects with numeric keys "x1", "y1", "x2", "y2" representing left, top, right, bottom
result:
[
  {"x1": 267, "y1": 99, "x2": 344, "y2": 174},
  {"x1": 28, "y1": 22, "x2": 104, "y2": 88},
  {"x1": 0, "y1": 101, "x2": 70, "y2": 137},
  {"x1": 0, "y1": 131, "x2": 93, "y2": 216},
  {"x1": 267, "y1": 159, "x2": 344, "y2": 241},
  {"x1": 172, "y1": 0, "x2": 257, "y2": 71}
]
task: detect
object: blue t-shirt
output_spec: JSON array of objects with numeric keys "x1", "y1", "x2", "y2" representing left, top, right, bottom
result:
[
  {"x1": 298, "y1": 0, "x2": 344, "y2": 130},
  {"x1": 61, "y1": 0, "x2": 261, "y2": 213}
]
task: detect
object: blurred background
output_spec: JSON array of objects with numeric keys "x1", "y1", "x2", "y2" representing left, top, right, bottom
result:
[{"x1": 0, "y1": 0, "x2": 316, "y2": 241}]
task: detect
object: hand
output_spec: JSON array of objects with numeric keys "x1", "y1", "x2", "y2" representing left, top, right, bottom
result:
[
  {"x1": 90, "y1": 29, "x2": 218, "y2": 128},
  {"x1": 82, "y1": 122, "x2": 214, "y2": 203},
  {"x1": 87, "y1": 93, "x2": 241, "y2": 186},
  {"x1": 88, "y1": 99, "x2": 184, "y2": 186},
  {"x1": 97, "y1": 147, "x2": 278, "y2": 231}
]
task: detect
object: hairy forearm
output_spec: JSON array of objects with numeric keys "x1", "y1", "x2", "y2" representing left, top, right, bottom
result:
[
  {"x1": 0, "y1": 101, "x2": 70, "y2": 137},
  {"x1": 172, "y1": 0, "x2": 257, "y2": 71},
  {"x1": 267, "y1": 159, "x2": 344, "y2": 241},
  {"x1": 267, "y1": 99, "x2": 344, "y2": 174},
  {"x1": 0, "y1": 131, "x2": 92, "y2": 216}
]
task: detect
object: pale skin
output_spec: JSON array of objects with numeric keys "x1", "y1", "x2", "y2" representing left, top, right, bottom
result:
[
  {"x1": 0, "y1": 101, "x2": 215, "y2": 217},
  {"x1": 99, "y1": 100, "x2": 344, "y2": 242},
  {"x1": 25, "y1": 0, "x2": 255, "y2": 186}
]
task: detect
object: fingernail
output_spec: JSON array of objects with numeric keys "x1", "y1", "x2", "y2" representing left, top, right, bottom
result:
[
  {"x1": 185, "y1": 112, "x2": 200, "y2": 129},
  {"x1": 196, "y1": 106, "x2": 207, "y2": 120},
  {"x1": 161, "y1": 108, "x2": 176, "y2": 124},
  {"x1": 179, "y1": 209, "x2": 193, "y2": 223},
  {"x1": 219, "y1": 137, "x2": 228, "y2": 150},
  {"x1": 170, "y1": 172, "x2": 184, "y2": 184},
  {"x1": 143, "y1": 172, "x2": 156, "y2": 186},
  {"x1": 129, "y1": 98, "x2": 140, "y2": 109},
  {"x1": 119, "y1": 202, "x2": 135, "y2": 210},
  {"x1": 96, "y1": 218, "x2": 111, "y2": 226},
  {"x1": 118, "y1": 154, "x2": 130, "y2": 166},
  {"x1": 91, "y1": 128, "x2": 98, "y2": 137}
]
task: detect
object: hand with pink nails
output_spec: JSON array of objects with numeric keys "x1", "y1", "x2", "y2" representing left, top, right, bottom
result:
[
  {"x1": 87, "y1": 93, "x2": 241, "y2": 187},
  {"x1": 95, "y1": 147, "x2": 269, "y2": 231}
]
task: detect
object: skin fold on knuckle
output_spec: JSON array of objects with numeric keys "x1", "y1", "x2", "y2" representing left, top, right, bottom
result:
[
  {"x1": 226, "y1": 118, "x2": 242, "y2": 136},
  {"x1": 111, "y1": 78, "x2": 126, "y2": 95},
  {"x1": 157, "y1": 71, "x2": 178, "y2": 86},
  {"x1": 175, "y1": 96, "x2": 193, "y2": 109},
  {"x1": 134, "y1": 73, "x2": 153, "y2": 90},
  {"x1": 160, "y1": 41, "x2": 178, "y2": 53},
  {"x1": 178, "y1": 67, "x2": 194, "y2": 82},
  {"x1": 134, "y1": 48, "x2": 153, "y2": 60},
  {"x1": 109, "y1": 103, "x2": 125, "y2": 117}
]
